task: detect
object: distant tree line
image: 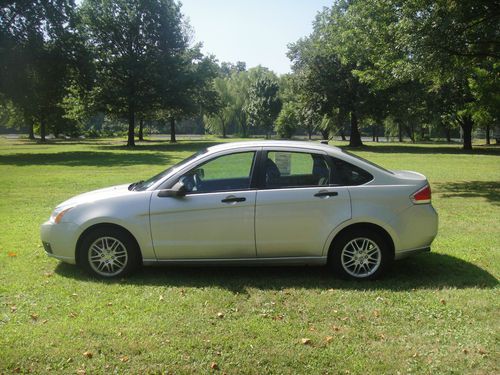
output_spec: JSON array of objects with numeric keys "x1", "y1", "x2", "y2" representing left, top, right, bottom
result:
[{"x1": 1, "y1": 0, "x2": 498, "y2": 150}]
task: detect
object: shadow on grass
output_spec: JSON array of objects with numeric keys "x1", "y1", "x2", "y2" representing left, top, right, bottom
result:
[
  {"x1": 94, "y1": 140, "x2": 222, "y2": 153},
  {"x1": 338, "y1": 144, "x2": 500, "y2": 156},
  {"x1": 436, "y1": 181, "x2": 500, "y2": 204},
  {"x1": 0, "y1": 151, "x2": 170, "y2": 167},
  {"x1": 55, "y1": 253, "x2": 498, "y2": 293}
]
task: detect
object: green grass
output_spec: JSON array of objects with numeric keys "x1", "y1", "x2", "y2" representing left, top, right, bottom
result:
[{"x1": 0, "y1": 136, "x2": 499, "y2": 374}]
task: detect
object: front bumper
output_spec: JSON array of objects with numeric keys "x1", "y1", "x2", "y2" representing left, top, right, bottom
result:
[{"x1": 40, "y1": 221, "x2": 80, "y2": 264}]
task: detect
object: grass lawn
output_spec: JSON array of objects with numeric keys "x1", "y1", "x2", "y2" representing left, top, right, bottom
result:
[{"x1": 0, "y1": 136, "x2": 499, "y2": 374}]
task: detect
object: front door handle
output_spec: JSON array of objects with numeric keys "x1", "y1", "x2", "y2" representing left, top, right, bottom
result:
[
  {"x1": 221, "y1": 196, "x2": 246, "y2": 203},
  {"x1": 314, "y1": 190, "x2": 339, "y2": 198}
]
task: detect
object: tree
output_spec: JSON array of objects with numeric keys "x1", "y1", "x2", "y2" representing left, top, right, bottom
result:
[
  {"x1": 80, "y1": 0, "x2": 188, "y2": 146},
  {"x1": 244, "y1": 76, "x2": 281, "y2": 138},
  {"x1": 0, "y1": 0, "x2": 79, "y2": 141},
  {"x1": 159, "y1": 48, "x2": 220, "y2": 142},
  {"x1": 275, "y1": 102, "x2": 298, "y2": 138}
]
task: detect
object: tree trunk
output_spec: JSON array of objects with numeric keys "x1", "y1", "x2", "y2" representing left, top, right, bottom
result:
[
  {"x1": 26, "y1": 115, "x2": 34, "y2": 140},
  {"x1": 398, "y1": 122, "x2": 403, "y2": 142},
  {"x1": 138, "y1": 118, "x2": 144, "y2": 141},
  {"x1": 127, "y1": 106, "x2": 135, "y2": 147},
  {"x1": 222, "y1": 121, "x2": 226, "y2": 138},
  {"x1": 445, "y1": 127, "x2": 451, "y2": 143},
  {"x1": 372, "y1": 125, "x2": 376, "y2": 142},
  {"x1": 349, "y1": 111, "x2": 363, "y2": 147},
  {"x1": 308, "y1": 127, "x2": 312, "y2": 140},
  {"x1": 339, "y1": 128, "x2": 346, "y2": 141},
  {"x1": 321, "y1": 129, "x2": 329, "y2": 140},
  {"x1": 40, "y1": 116, "x2": 46, "y2": 142},
  {"x1": 170, "y1": 117, "x2": 176, "y2": 143},
  {"x1": 460, "y1": 115, "x2": 473, "y2": 150},
  {"x1": 485, "y1": 123, "x2": 490, "y2": 145}
]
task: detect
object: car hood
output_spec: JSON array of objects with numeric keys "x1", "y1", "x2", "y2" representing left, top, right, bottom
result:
[{"x1": 57, "y1": 183, "x2": 134, "y2": 209}]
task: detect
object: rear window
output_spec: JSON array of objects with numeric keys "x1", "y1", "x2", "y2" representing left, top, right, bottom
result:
[
  {"x1": 329, "y1": 157, "x2": 373, "y2": 186},
  {"x1": 342, "y1": 151, "x2": 394, "y2": 175}
]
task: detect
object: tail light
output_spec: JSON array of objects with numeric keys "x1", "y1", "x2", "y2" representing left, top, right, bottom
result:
[{"x1": 411, "y1": 184, "x2": 431, "y2": 204}]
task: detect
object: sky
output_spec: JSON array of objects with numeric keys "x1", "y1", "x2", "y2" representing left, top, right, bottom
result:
[{"x1": 179, "y1": 0, "x2": 332, "y2": 75}]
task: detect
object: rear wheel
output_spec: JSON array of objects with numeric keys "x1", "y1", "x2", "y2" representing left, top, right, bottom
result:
[
  {"x1": 77, "y1": 227, "x2": 140, "y2": 278},
  {"x1": 329, "y1": 229, "x2": 392, "y2": 280}
]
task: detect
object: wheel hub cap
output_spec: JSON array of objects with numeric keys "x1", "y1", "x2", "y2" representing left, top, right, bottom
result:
[
  {"x1": 341, "y1": 238, "x2": 382, "y2": 278},
  {"x1": 88, "y1": 237, "x2": 128, "y2": 277}
]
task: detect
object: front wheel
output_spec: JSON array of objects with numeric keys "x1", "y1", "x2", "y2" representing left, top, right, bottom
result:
[
  {"x1": 329, "y1": 230, "x2": 392, "y2": 280},
  {"x1": 77, "y1": 227, "x2": 140, "y2": 278}
]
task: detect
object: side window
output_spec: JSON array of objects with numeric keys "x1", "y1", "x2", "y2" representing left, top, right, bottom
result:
[
  {"x1": 179, "y1": 152, "x2": 255, "y2": 193},
  {"x1": 330, "y1": 157, "x2": 373, "y2": 186},
  {"x1": 264, "y1": 151, "x2": 331, "y2": 188}
]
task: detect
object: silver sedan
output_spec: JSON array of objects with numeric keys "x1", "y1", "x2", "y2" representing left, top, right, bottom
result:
[{"x1": 41, "y1": 141, "x2": 438, "y2": 279}]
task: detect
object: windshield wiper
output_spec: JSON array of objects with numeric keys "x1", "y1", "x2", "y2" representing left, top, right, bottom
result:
[{"x1": 128, "y1": 180, "x2": 144, "y2": 191}]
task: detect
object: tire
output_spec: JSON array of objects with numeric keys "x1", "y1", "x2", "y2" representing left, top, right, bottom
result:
[
  {"x1": 328, "y1": 229, "x2": 393, "y2": 280},
  {"x1": 77, "y1": 227, "x2": 141, "y2": 278}
]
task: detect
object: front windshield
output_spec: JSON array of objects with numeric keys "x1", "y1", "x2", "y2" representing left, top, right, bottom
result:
[{"x1": 133, "y1": 149, "x2": 207, "y2": 191}]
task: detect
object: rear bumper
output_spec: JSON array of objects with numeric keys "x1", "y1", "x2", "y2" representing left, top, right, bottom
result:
[
  {"x1": 392, "y1": 204, "x2": 438, "y2": 256},
  {"x1": 40, "y1": 221, "x2": 79, "y2": 264}
]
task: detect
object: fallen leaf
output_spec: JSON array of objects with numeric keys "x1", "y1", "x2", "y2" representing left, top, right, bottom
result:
[
  {"x1": 41, "y1": 319, "x2": 48, "y2": 324},
  {"x1": 210, "y1": 362, "x2": 219, "y2": 370},
  {"x1": 217, "y1": 312, "x2": 224, "y2": 318},
  {"x1": 301, "y1": 338, "x2": 311, "y2": 345},
  {"x1": 10, "y1": 305, "x2": 17, "y2": 313},
  {"x1": 325, "y1": 336, "x2": 334, "y2": 343},
  {"x1": 83, "y1": 351, "x2": 93, "y2": 359},
  {"x1": 373, "y1": 310, "x2": 380, "y2": 318},
  {"x1": 107, "y1": 302, "x2": 113, "y2": 307},
  {"x1": 332, "y1": 325, "x2": 341, "y2": 332},
  {"x1": 462, "y1": 349, "x2": 468, "y2": 354},
  {"x1": 76, "y1": 369, "x2": 86, "y2": 375},
  {"x1": 477, "y1": 348, "x2": 487, "y2": 355},
  {"x1": 30, "y1": 313, "x2": 39, "y2": 321},
  {"x1": 120, "y1": 355, "x2": 129, "y2": 362},
  {"x1": 69, "y1": 312, "x2": 78, "y2": 318},
  {"x1": 66, "y1": 358, "x2": 73, "y2": 363},
  {"x1": 117, "y1": 331, "x2": 123, "y2": 337},
  {"x1": 309, "y1": 326, "x2": 316, "y2": 332},
  {"x1": 70, "y1": 293, "x2": 77, "y2": 297},
  {"x1": 44, "y1": 272, "x2": 53, "y2": 278},
  {"x1": 7, "y1": 252, "x2": 17, "y2": 257},
  {"x1": 159, "y1": 295, "x2": 164, "y2": 301},
  {"x1": 440, "y1": 299, "x2": 446, "y2": 305}
]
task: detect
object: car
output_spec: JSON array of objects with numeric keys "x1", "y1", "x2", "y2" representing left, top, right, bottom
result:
[{"x1": 41, "y1": 140, "x2": 438, "y2": 280}]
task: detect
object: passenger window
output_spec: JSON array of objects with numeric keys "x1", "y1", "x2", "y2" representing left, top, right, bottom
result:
[
  {"x1": 264, "y1": 151, "x2": 331, "y2": 188},
  {"x1": 180, "y1": 152, "x2": 255, "y2": 193},
  {"x1": 330, "y1": 157, "x2": 373, "y2": 186}
]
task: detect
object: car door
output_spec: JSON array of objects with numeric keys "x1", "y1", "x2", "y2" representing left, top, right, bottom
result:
[
  {"x1": 255, "y1": 148, "x2": 351, "y2": 258},
  {"x1": 150, "y1": 150, "x2": 258, "y2": 259}
]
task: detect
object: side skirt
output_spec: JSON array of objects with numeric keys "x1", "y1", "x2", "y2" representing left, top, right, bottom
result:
[{"x1": 142, "y1": 256, "x2": 327, "y2": 267}]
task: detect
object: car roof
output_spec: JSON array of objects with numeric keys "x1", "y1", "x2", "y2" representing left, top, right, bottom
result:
[{"x1": 206, "y1": 140, "x2": 343, "y2": 154}]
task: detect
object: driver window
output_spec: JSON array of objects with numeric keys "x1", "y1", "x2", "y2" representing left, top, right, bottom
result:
[{"x1": 180, "y1": 152, "x2": 256, "y2": 193}]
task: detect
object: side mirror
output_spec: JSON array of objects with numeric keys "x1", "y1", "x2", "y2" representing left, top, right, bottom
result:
[{"x1": 158, "y1": 180, "x2": 187, "y2": 198}]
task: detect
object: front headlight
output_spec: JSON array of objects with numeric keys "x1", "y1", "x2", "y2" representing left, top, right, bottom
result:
[{"x1": 50, "y1": 206, "x2": 74, "y2": 224}]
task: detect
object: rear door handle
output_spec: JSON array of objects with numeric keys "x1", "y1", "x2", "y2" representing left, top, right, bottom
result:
[
  {"x1": 221, "y1": 196, "x2": 246, "y2": 203},
  {"x1": 314, "y1": 190, "x2": 339, "y2": 198}
]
